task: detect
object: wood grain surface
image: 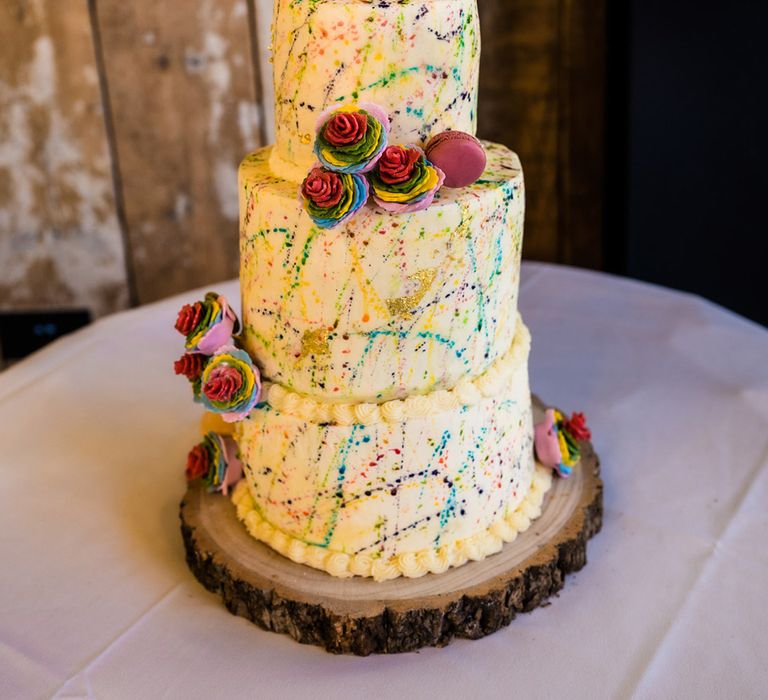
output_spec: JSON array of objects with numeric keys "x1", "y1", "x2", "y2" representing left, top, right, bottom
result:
[
  {"x1": 0, "y1": 2, "x2": 606, "y2": 317},
  {"x1": 478, "y1": 0, "x2": 605, "y2": 269},
  {"x1": 93, "y1": 0, "x2": 265, "y2": 305}
]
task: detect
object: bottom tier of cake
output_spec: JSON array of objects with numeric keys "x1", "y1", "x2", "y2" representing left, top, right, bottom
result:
[
  {"x1": 232, "y1": 465, "x2": 551, "y2": 582},
  {"x1": 231, "y1": 320, "x2": 550, "y2": 581}
]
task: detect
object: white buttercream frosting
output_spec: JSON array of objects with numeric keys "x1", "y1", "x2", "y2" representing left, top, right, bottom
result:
[
  {"x1": 270, "y1": 0, "x2": 480, "y2": 180},
  {"x1": 236, "y1": 356, "x2": 537, "y2": 562},
  {"x1": 232, "y1": 466, "x2": 552, "y2": 581},
  {"x1": 260, "y1": 316, "x2": 530, "y2": 426}
]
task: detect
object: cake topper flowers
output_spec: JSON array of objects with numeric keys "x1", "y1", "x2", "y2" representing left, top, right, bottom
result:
[
  {"x1": 534, "y1": 409, "x2": 591, "y2": 478},
  {"x1": 186, "y1": 432, "x2": 244, "y2": 495},
  {"x1": 314, "y1": 103, "x2": 389, "y2": 174},
  {"x1": 199, "y1": 345, "x2": 262, "y2": 423},
  {"x1": 301, "y1": 167, "x2": 369, "y2": 229},
  {"x1": 369, "y1": 145, "x2": 445, "y2": 213},
  {"x1": 174, "y1": 292, "x2": 240, "y2": 355}
]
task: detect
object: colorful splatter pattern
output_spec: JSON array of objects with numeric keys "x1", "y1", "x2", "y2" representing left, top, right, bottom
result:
[
  {"x1": 270, "y1": 0, "x2": 480, "y2": 181},
  {"x1": 236, "y1": 356, "x2": 534, "y2": 559},
  {"x1": 238, "y1": 141, "x2": 525, "y2": 403}
]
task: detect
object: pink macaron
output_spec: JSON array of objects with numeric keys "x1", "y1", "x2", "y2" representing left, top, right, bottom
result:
[{"x1": 424, "y1": 130, "x2": 487, "y2": 188}]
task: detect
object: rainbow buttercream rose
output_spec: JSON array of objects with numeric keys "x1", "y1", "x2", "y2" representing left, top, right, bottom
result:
[
  {"x1": 301, "y1": 167, "x2": 369, "y2": 229},
  {"x1": 534, "y1": 408, "x2": 591, "y2": 478},
  {"x1": 370, "y1": 145, "x2": 446, "y2": 213},
  {"x1": 199, "y1": 345, "x2": 261, "y2": 422},
  {"x1": 186, "y1": 432, "x2": 244, "y2": 495},
  {"x1": 314, "y1": 103, "x2": 389, "y2": 173},
  {"x1": 174, "y1": 292, "x2": 240, "y2": 355}
]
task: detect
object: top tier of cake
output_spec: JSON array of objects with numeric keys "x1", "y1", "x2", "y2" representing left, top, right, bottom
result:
[{"x1": 270, "y1": 0, "x2": 480, "y2": 182}]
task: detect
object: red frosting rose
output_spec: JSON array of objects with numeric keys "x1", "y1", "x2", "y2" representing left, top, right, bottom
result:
[
  {"x1": 202, "y1": 365, "x2": 244, "y2": 403},
  {"x1": 175, "y1": 302, "x2": 203, "y2": 336},
  {"x1": 377, "y1": 145, "x2": 421, "y2": 184},
  {"x1": 173, "y1": 353, "x2": 206, "y2": 381},
  {"x1": 301, "y1": 168, "x2": 344, "y2": 208},
  {"x1": 323, "y1": 111, "x2": 368, "y2": 146},
  {"x1": 564, "y1": 412, "x2": 591, "y2": 441},
  {"x1": 186, "y1": 444, "x2": 209, "y2": 481}
]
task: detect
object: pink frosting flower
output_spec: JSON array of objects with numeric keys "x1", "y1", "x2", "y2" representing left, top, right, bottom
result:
[
  {"x1": 202, "y1": 365, "x2": 244, "y2": 403},
  {"x1": 314, "y1": 102, "x2": 389, "y2": 174},
  {"x1": 370, "y1": 145, "x2": 445, "y2": 214},
  {"x1": 173, "y1": 292, "x2": 240, "y2": 356},
  {"x1": 535, "y1": 408, "x2": 589, "y2": 478},
  {"x1": 301, "y1": 168, "x2": 344, "y2": 209},
  {"x1": 378, "y1": 145, "x2": 421, "y2": 184},
  {"x1": 186, "y1": 444, "x2": 209, "y2": 481},
  {"x1": 175, "y1": 302, "x2": 204, "y2": 336},
  {"x1": 534, "y1": 409, "x2": 563, "y2": 469},
  {"x1": 300, "y1": 167, "x2": 369, "y2": 229},
  {"x1": 323, "y1": 111, "x2": 368, "y2": 146},
  {"x1": 185, "y1": 433, "x2": 244, "y2": 495},
  {"x1": 173, "y1": 353, "x2": 206, "y2": 381},
  {"x1": 564, "y1": 412, "x2": 591, "y2": 441},
  {"x1": 198, "y1": 346, "x2": 261, "y2": 423}
]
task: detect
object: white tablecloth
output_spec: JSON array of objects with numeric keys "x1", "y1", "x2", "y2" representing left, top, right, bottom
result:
[{"x1": 1, "y1": 263, "x2": 766, "y2": 699}]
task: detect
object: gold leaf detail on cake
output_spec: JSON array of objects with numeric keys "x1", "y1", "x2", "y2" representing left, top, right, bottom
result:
[
  {"x1": 386, "y1": 268, "x2": 437, "y2": 317},
  {"x1": 300, "y1": 328, "x2": 331, "y2": 358}
]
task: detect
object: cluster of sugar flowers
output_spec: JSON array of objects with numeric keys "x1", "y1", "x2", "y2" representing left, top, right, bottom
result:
[
  {"x1": 534, "y1": 409, "x2": 591, "y2": 478},
  {"x1": 172, "y1": 292, "x2": 261, "y2": 423},
  {"x1": 173, "y1": 293, "x2": 261, "y2": 491},
  {"x1": 300, "y1": 103, "x2": 446, "y2": 228}
]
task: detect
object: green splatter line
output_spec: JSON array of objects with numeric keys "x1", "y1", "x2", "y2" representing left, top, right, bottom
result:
[{"x1": 334, "y1": 66, "x2": 421, "y2": 102}]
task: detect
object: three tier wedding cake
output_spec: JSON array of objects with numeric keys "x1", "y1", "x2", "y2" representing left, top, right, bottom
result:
[{"x1": 173, "y1": 0, "x2": 591, "y2": 585}]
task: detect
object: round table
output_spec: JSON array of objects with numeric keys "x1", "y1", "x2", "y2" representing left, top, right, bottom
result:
[{"x1": 1, "y1": 263, "x2": 766, "y2": 699}]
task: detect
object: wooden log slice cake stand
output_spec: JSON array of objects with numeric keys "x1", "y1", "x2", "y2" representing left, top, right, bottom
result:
[{"x1": 180, "y1": 396, "x2": 603, "y2": 655}]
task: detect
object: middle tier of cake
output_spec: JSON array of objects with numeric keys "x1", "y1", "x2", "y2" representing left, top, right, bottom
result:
[{"x1": 238, "y1": 141, "x2": 525, "y2": 404}]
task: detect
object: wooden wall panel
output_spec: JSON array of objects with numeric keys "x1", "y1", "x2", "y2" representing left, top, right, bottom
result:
[
  {"x1": 558, "y1": 0, "x2": 605, "y2": 267},
  {"x1": 478, "y1": 0, "x2": 605, "y2": 268},
  {"x1": 0, "y1": 1, "x2": 603, "y2": 319},
  {"x1": 93, "y1": 0, "x2": 264, "y2": 304},
  {"x1": 253, "y1": 0, "x2": 275, "y2": 141},
  {"x1": 479, "y1": 0, "x2": 561, "y2": 263},
  {"x1": 0, "y1": 0, "x2": 128, "y2": 317}
]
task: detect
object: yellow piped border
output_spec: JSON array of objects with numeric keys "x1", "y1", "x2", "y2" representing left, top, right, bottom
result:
[
  {"x1": 231, "y1": 465, "x2": 553, "y2": 582},
  {"x1": 261, "y1": 314, "x2": 531, "y2": 426}
]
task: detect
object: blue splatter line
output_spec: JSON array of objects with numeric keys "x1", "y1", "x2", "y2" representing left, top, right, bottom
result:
[
  {"x1": 302, "y1": 424, "x2": 344, "y2": 542},
  {"x1": 318, "y1": 424, "x2": 361, "y2": 547},
  {"x1": 348, "y1": 328, "x2": 468, "y2": 388},
  {"x1": 464, "y1": 218, "x2": 492, "y2": 356},
  {"x1": 435, "y1": 425, "x2": 487, "y2": 545}
]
